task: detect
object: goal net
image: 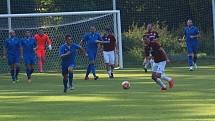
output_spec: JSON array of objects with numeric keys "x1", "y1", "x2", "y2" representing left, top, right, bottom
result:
[{"x1": 0, "y1": 10, "x2": 123, "y2": 73}]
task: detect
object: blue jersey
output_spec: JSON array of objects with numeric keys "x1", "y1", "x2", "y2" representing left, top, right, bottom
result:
[
  {"x1": 59, "y1": 43, "x2": 81, "y2": 65},
  {"x1": 184, "y1": 26, "x2": 199, "y2": 43},
  {"x1": 4, "y1": 37, "x2": 21, "y2": 57},
  {"x1": 21, "y1": 37, "x2": 37, "y2": 58},
  {"x1": 82, "y1": 32, "x2": 102, "y2": 52}
]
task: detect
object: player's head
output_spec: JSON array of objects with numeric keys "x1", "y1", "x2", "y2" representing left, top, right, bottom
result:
[
  {"x1": 147, "y1": 24, "x2": 153, "y2": 32},
  {"x1": 90, "y1": 25, "x2": 96, "y2": 33},
  {"x1": 187, "y1": 19, "x2": 193, "y2": 27},
  {"x1": 38, "y1": 28, "x2": 44, "y2": 35},
  {"x1": 25, "y1": 31, "x2": 31, "y2": 37},
  {"x1": 9, "y1": 30, "x2": 16, "y2": 37},
  {"x1": 104, "y1": 27, "x2": 111, "y2": 35},
  {"x1": 65, "y1": 34, "x2": 72, "y2": 45}
]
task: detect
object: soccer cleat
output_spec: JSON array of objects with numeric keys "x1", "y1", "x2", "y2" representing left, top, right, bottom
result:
[
  {"x1": 85, "y1": 76, "x2": 90, "y2": 80},
  {"x1": 70, "y1": 86, "x2": 75, "y2": 90},
  {"x1": 169, "y1": 80, "x2": 174, "y2": 89},
  {"x1": 160, "y1": 87, "x2": 167, "y2": 92},
  {"x1": 94, "y1": 76, "x2": 99, "y2": 80},
  {"x1": 189, "y1": 66, "x2": 194, "y2": 71},
  {"x1": 63, "y1": 88, "x2": 67, "y2": 93},
  {"x1": 27, "y1": 79, "x2": 32, "y2": 83},
  {"x1": 144, "y1": 67, "x2": 148, "y2": 73}
]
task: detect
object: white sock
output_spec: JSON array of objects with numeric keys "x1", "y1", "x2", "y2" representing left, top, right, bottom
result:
[
  {"x1": 161, "y1": 76, "x2": 172, "y2": 82},
  {"x1": 156, "y1": 78, "x2": 166, "y2": 88},
  {"x1": 107, "y1": 70, "x2": 111, "y2": 76}
]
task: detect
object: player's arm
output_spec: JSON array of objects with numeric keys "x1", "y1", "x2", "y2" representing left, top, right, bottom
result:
[
  {"x1": 190, "y1": 28, "x2": 200, "y2": 39},
  {"x1": 45, "y1": 35, "x2": 52, "y2": 50},
  {"x1": 160, "y1": 47, "x2": 170, "y2": 62}
]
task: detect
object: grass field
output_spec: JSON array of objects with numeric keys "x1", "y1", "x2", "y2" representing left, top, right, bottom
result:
[{"x1": 0, "y1": 62, "x2": 215, "y2": 121}]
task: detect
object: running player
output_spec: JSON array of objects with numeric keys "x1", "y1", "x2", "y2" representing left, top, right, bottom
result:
[
  {"x1": 102, "y1": 28, "x2": 117, "y2": 78},
  {"x1": 3, "y1": 30, "x2": 22, "y2": 83},
  {"x1": 34, "y1": 28, "x2": 52, "y2": 72},
  {"x1": 145, "y1": 39, "x2": 174, "y2": 91},
  {"x1": 21, "y1": 31, "x2": 37, "y2": 83},
  {"x1": 60, "y1": 34, "x2": 86, "y2": 93}
]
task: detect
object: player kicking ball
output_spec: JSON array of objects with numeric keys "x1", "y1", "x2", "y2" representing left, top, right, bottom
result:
[
  {"x1": 21, "y1": 31, "x2": 37, "y2": 83},
  {"x1": 80, "y1": 25, "x2": 102, "y2": 80},
  {"x1": 101, "y1": 28, "x2": 117, "y2": 78},
  {"x1": 144, "y1": 39, "x2": 174, "y2": 91},
  {"x1": 3, "y1": 30, "x2": 22, "y2": 83},
  {"x1": 59, "y1": 35, "x2": 86, "y2": 93}
]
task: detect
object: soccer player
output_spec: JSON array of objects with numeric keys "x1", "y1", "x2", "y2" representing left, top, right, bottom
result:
[
  {"x1": 60, "y1": 34, "x2": 86, "y2": 93},
  {"x1": 80, "y1": 25, "x2": 102, "y2": 80},
  {"x1": 21, "y1": 31, "x2": 37, "y2": 83},
  {"x1": 141, "y1": 24, "x2": 159, "y2": 72},
  {"x1": 34, "y1": 28, "x2": 52, "y2": 72},
  {"x1": 145, "y1": 39, "x2": 174, "y2": 91},
  {"x1": 102, "y1": 28, "x2": 117, "y2": 78},
  {"x1": 3, "y1": 30, "x2": 22, "y2": 83},
  {"x1": 181, "y1": 19, "x2": 200, "y2": 71}
]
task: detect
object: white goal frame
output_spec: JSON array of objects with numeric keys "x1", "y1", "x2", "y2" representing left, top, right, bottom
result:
[{"x1": 0, "y1": 10, "x2": 124, "y2": 69}]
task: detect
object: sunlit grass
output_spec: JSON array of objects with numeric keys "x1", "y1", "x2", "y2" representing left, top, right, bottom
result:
[{"x1": 0, "y1": 63, "x2": 215, "y2": 121}]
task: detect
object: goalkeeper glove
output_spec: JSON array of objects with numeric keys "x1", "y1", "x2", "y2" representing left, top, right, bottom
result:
[{"x1": 48, "y1": 45, "x2": 52, "y2": 50}]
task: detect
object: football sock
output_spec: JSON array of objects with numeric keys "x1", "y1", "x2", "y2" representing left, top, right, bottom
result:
[
  {"x1": 193, "y1": 55, "x2": 197, "y2": 64},
  {"x1": 15, "y1": 67, "x2": 20, "y2": 80},
  {"x1": 144, "y1": 60, "x2": 150, "y2": 68},
  {"x1": 63, "y1": 77, "x2": 68, "y2": 89},
  {"x1": 156, "y1": 78, "x2": 166, "y2": 88},
  {"x1": 30, "y1": 69, "x2": 34, "y2": 74},
  {"x1": 85, "y1": 64, "x2": 91, "y2": 77},
  {"x1": 26, "y1": 68, "x2": 31, "y2": 79},
  {"x1": 91, "y1": 64, "x2": 96, "y2": 77},
  {"x1": 161, "y1": 75, "x2": 172, "y2": 82},
  {"x1": 10, "y1": 69, "x2": 15, "y2": 81},
  {"x1": 68, "y1": 73, "x2": 73, "y2": 87},
  {"x1": 188, "y1": 55, "x2": 193, "y2": 66}
]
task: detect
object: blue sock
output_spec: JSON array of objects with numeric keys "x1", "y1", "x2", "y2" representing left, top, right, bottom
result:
[
  {"x1": 30, "y1": 69, "x2": 34, "y2": 74},
  {"x1": 10, "y1": 70, "x2": 15, "y2": 81},
  {"x1": 188, "y1": 56, "x2": 193, "y2": 66},
  {"x1": 15, "y1": 67, "x2": 20, "y2": 80},
  {"x1": 86, "y1": 64, "x2": 91, "y2": 77},
  {"x1": 63, "y1": 77, "x2": 68, "y2": 90},
  {"x1": 26, "y1": 68, "x2": 31, "y2": 80},
  {"x1": 91, "y1": 64, "x2": 96, "y2": 77},
  {"x1": 68, "y1": 73, "x2": 73, "y2": 87}
]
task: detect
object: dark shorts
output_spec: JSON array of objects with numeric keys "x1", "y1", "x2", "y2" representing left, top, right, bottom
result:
[
  {"x1": 61, "y1": 63, "x2": 76, "y2": 75},
  {"x1": 7, "y1": 55, "x2": 19, "y2": 65}
]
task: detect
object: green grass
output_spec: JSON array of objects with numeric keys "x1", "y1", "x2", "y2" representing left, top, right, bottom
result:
[{"x1": 1, "y1": 64, "x2": 215, "y2": 121}]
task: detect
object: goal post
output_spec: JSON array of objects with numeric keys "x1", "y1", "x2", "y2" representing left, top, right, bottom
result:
[{"x1": 0, "y1": 10, "x2": 123, "y2": 73}]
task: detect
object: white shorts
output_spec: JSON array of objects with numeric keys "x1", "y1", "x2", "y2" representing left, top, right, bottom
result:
[
  {"x1": 152, "y1": 61, "x2": 166, "y2": 74},
  {"x1": 103, "y1": 51, "x2": 115, "y2": 65}
]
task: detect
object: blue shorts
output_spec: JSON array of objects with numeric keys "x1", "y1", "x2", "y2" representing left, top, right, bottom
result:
[
  {"x1": 24, "y1": 56, "x2": 36, "y2": 65},
  {"x1": 87, "y1": 51, "x2": 97, "y2": 61},
  {"x1": 186, "y1": 41, "x2": 198, "y2": 54},
  {"x1": 7, "y1": 55, "x2": 19, "y2": 65},
  {"x1": 61, "y1": 63, "x2": 76, "y2": 75}
]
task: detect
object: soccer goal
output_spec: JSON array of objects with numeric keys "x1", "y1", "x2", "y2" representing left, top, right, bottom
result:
[{"x1": 0, "y1": 10, "x2": 123, "y2": 73}]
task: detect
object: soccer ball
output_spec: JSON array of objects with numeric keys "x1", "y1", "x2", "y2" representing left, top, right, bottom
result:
[{"x1": 121, "y1": 81, "x2": 130, "y2": 89}]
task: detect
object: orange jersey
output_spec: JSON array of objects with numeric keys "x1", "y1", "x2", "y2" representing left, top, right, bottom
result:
[{"x1": 34, "y1": 34, "x2": 52, "y2": 50}]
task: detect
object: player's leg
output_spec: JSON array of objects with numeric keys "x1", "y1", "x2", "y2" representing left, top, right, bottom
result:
[
  {"x1": 25, "y1": 64, "x2": 32, "y2": 83},
  {"x1": 37, "y1": 50, "x2": 43, "y2": 72},
  {"x1": 158, "y1": 61, "x2": 174, "y2": 89},
  {"x1": 7, "y1": 56, "x2": 16, "y2": 82},
  {"x1": 143, "y1": 46, "x2": 150, "y2": 72},
  {"x1": 192, "y1": 41, "x2": 198, "y2": 69},
  {"x1": 85, "y1": 51, "x2": 92, "y2": 80},
  {"x1": 14, "y1": 56, "x2": 20, "y2": 81},
  {"x1": 68, "y1": 65, "x2": 75, "y2": 90},
  {"x1": 103, "y1": 51, "x2": 111, "y2": 77},
  {"x1": 91, "y1": 51, "x2": 98, "y2": 80},
  {"x1": 186, "y1": 43, "x2": 194, "y2": 71},
  {"x1": 151, "y1": 62, "x2": 167, "y2": 91},
  {"x1": 109, "y1": 51, "x2": 115, "y2": 78},
  {"x1": 61, "y1": 65, "x2": 69, "y2": 93}
]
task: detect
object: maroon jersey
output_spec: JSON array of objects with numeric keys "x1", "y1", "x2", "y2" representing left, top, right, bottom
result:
[
  {"x1": 102, "y1": 34, "x2": 116, "y2": 51},
  {"x1": 150, "y1": 41, "x2": 167, "y2": 63},
  {"x1": 143, "y1": 31, "x2": 159, "y2": 57}
]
